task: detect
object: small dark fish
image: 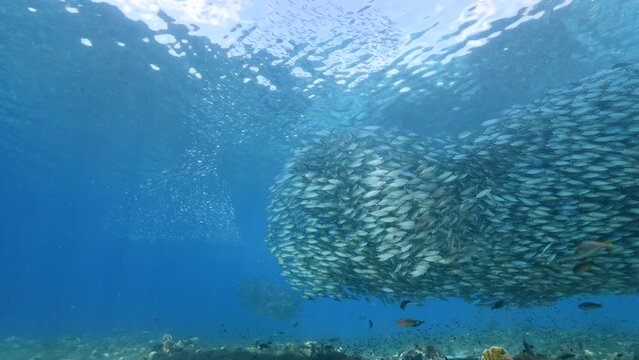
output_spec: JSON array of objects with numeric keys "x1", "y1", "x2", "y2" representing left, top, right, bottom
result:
[
  {"x1": 400, "y1": 299, "x2": 411, "y2": 309},
  {"x1": 368, "y1": 319, "x2": 373, "y2": 328},
  {"x1": 292, "y1": 322, "x2": 298, "y2": 328},
  {"x1": 616, "y1": 354, "x2": 623, "y2": 358},
  {"x1": 327, "y1": 337, "x2": 340, "y2": 343},
  {"x1": 595, "y1": 100, "x2": 614, "y2": 110},
  {"x1": 572, "y1": 260, "x2": 594, "y2": 274},
  {"x1": 523, "y1": 339, "x2": 534, "y2": 354},
  {"x1": 612, "y1": 62, "x2": 632, "y2": 69},
  {"x1": 491, "y1": 300, "x2": 505, "y2": 309},
  {"x1": 255, "y1": 340, "x2": 270, "y2": 350},
  {"x1": 396, "y1": 318, "x2": 424, "y2": 327},
  {"x1": 578, "y1": 302, "x2": 602, "y2": 310},
  {"x1": 558, "y1": 354, "x2": 576, "y2": 359}
]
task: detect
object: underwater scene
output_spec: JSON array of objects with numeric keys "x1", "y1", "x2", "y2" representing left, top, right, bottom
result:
[{"x1": 1, "y1": 0, "x2": 639, "y2": 359}]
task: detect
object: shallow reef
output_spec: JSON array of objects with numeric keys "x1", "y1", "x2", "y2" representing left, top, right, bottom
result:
[
  {"x1": 138, "y1": 333, "x2": 639, "y2": 360},
  {"x1": 146, "y1": 334, "x2": 361, "y2": 360},
  {"x1": 0, "y1": 329, "x2": 637, "y2": 360}
]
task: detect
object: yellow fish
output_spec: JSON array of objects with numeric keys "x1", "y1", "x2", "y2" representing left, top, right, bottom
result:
[
  {"x1": 396, "y1": 318, "x2": 424, "y2": 327},
  {"x1": 572, "y1": 260, "x2": 594, "y2": 274},
  {"x1": 575, "y1": 240, "x2": 613, "y2": 258}
]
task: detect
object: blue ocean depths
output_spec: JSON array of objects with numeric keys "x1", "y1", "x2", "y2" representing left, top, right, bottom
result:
[{"x1": 1, "y1": 0, "x2": 638, "y2": 347}]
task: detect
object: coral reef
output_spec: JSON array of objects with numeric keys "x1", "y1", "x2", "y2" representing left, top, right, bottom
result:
[
  {"x1": 1, "y1": 330, "x2": 636, "y2": 360},
  {"x1": 145, "y1": 334, "x2": 360, "y2": 360},
  {"x1": 482, "y1": 347, "x2": 513, "y2": 360},
  {"x1": 473, "y1": 343, "x2": 551, "y2": 360},
  {"x1": 399, "y1": 345, "x2": 447, "y2": 360}
]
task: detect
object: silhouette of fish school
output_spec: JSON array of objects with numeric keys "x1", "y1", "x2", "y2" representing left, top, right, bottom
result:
[{"x1": 266, "y1": 64, "x2": 639, "y2": 307}]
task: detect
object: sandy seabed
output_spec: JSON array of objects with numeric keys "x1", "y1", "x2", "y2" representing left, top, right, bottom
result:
[{"x1": 1, "y1": 328, "x2": 637, "y2": 360}]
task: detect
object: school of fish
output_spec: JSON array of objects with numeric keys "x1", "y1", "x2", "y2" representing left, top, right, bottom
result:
[{"x1": 264, "y1": 64, "x2": 639, "y2": 307}]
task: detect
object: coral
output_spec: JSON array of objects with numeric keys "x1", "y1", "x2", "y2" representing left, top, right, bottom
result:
[
  {"x1": 399, "y1": 349, "x2": 428, "y2": 360},
  {"x1": 145, "y1": 335, "x2": 359, "y2": 360},
  {"x1": 161, "y1": 334, "x2": 183, "y2": 354},
  {"x1": 399, "y1": 345, "x2": 447, "y2": 360},
  {"x1": 482, "y1": 347, "x2": 513, "y2": 360},
  {"x1": 298, "y1": 340, "x2": 350, "y2": 359}
]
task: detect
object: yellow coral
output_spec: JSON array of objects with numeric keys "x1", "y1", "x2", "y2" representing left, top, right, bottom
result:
[{"x1": 482, "y1": 346, "x2": 513, "y2": 360}]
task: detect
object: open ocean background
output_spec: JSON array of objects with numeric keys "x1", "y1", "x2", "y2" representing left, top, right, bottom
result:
[{"x1": 1, "y1": 0, "x2": 638, "y2": 347}]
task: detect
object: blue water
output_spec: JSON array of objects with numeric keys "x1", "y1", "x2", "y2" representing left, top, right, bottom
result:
[{"x1": 1, "y1": 0, "x2": 638, "y2": 345}]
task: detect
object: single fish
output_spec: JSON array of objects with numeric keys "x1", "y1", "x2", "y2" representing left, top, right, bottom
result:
[
  {"x1": 491, "y1": 300, "x2": 505, "y2": 309},
  {"x1": 575, "y1": 240, "x2": 613, "y2": 258},
  {"x1": 578, "y1": 302, "x2": 602, "y2": 310},
  {"x1": 523, "y1": 339, "x2": 534, "y2": 355},
  {"x1": 572, "y1": 260, "x2": 594, "y2": 274},
  {"x1": 400, "y1": 299, "x2": 411, "y2": 310},
  {"x1": 558, "y1": 354, "x2": 576, "y2": 359},
  {"x1": 612, "y1": 62, "x2": 632, "y2": 69},
  {"x1": 255, "y1": 340, "x2": 271, "y2": 350},
  {"x1": 396, "y1": 318, "x2": 424, "y2": 327},
  {"x1": 368, "y1": 319, "x2": 373, "y2": 328}
]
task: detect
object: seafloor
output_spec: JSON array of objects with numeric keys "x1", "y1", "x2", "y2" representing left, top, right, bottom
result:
[{"x1": 1, "y1": 329, "x2": 637, "y2": 360}]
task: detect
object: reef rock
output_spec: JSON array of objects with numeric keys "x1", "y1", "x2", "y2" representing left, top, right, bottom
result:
[
  {"x1": 482, "y1": 347, "x2": 513, "y2": 360},
  {"x1": 399, "y1": 345, "x2": 447, "y2": 360}
]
